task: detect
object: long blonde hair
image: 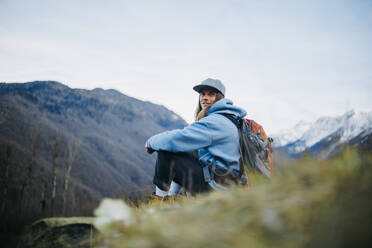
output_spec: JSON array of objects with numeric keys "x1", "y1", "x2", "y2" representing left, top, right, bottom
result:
[{"x1": 194, "y1": 92, "x2": 224, "y2": 121}]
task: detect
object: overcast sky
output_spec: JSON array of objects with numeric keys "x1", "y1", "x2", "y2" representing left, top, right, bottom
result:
[{"x1": 1, "y1": 0, "x2": 371, "y2": 134}]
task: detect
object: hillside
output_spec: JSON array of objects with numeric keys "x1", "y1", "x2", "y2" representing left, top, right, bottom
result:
[{"x1": 0, "y1": 81, "x2": 187, "y2": 234}]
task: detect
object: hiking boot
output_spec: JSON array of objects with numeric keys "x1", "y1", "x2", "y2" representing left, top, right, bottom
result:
[
  {"x1": 148, "y1": 193, "x2": 181, "y2": 205},
  {"x1": 147, "y1": 193, "x2": 167, "y2": 204}
]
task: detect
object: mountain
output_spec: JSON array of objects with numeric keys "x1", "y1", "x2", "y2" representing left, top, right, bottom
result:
[
  {"x1": 272, "y1": 110, "x2": 372, "y2": 159},
  {"x1": 0, "y1": 81, "x2": 187, "y2": 229}
]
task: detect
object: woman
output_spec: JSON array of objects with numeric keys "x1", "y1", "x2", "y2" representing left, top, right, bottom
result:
[{"x1": 145, "y1": 78, "x2": 246, "y2": 197}]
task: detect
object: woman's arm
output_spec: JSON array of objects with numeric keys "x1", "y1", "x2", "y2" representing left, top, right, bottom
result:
[{"x1": 145, "y1": 119, "x2": 213, "y2": 152}]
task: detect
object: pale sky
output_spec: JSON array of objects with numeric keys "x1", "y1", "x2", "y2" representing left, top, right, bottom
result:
[{"x1": 1, "y1": 0, "x2": 371, "y2": 134}]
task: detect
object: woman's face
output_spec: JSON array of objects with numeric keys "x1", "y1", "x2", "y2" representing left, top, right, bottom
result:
[{"x1": 199, "y1": 88, "x2": 217, "y2": 109}]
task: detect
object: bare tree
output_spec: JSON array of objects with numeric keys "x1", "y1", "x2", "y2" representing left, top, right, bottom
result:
[
  {"x1": 63, "y1": 140, "x2": 80, "y2": 215},
  {"x1": 20, "y1": 133, "x2": 42, "y2": 206},
  {"x1": 40, "y1": 185, "x2": 46, "y2": 214},
  {"x1": 1, "y1": 145, "x2": 12, "y2": 216},
  {"x1": 51, "y1": 131, "x2": 60, "y2": 216}
]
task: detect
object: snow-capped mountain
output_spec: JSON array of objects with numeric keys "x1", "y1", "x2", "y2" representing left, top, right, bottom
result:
[
  {"x1": 272, "y1": 110, "x2": 372, "y2": 157},
  {"x1": 272, "y1": 120, "x2": 312, "y2": 147}
]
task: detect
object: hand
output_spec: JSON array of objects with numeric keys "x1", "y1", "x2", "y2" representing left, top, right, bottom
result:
[{"x1": 145, "y1": 146, "x2": 155, "y2": 154}]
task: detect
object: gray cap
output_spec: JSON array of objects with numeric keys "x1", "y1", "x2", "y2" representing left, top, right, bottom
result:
[{"x1": 193, "y1": 78, "x2": 226, "y2": 96}]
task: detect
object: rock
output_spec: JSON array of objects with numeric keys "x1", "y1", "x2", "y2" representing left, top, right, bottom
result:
[{"x1": 22, "y1": 217, "x2": 96, "y2": 248}]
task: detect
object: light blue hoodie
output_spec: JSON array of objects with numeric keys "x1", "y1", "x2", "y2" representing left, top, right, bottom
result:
[{"x1": 146, "y1": 98, "x2": 247, "y2": 171}]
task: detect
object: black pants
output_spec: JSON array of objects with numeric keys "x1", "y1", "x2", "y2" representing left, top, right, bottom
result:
[{"x1": 153, "y1": 151, "x2": 211, "y2": 194}]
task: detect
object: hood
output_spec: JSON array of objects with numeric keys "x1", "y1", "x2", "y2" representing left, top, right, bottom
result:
[{"x1": 207, "y1": 98, "x2": 246, "y2": 118}]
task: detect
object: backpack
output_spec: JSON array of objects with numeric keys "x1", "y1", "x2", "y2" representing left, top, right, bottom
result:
[{"x1": 221, "y1": 114, "x2": 274, "y2": 180}]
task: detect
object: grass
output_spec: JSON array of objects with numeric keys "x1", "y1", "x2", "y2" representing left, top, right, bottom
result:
[{"x1": 94, "y1": 149, "x2": 372, "y2": 248}]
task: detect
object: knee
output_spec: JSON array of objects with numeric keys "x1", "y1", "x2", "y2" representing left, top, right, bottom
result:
[
  {"x1": 157, "y1": 150, "x2": 172, "y2": 159},
  {"x1": 156, "y1": 151, "x2": 177, "y2": 166}
]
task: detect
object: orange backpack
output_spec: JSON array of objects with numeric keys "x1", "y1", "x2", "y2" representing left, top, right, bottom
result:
[
  {"x1": 221, "y1": 114, "x2": 274, "y2": 179},
  {"x1": 244, "y1": 119, "x2": 274, "y2": 178}
]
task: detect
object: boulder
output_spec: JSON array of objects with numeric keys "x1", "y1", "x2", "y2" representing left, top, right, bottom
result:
[{"x1": 22, "y1": 217, "x2": 96, "y2": 248}]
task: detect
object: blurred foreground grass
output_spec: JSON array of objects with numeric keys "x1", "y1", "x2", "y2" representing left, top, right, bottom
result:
[{"x1": 94, "y1": 150, "x2": 372, "y2": 248}]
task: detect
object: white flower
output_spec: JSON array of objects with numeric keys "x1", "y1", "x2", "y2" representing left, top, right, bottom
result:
[
  {"x1": 93, "y1": 198, "x2": 134, "y2": 232},
  {"x1": 260, "y1": 208, "x2": 283, "y2": 232},
  {"x1": 146, "y1": 207, "x2": 156, "y2": 214}
]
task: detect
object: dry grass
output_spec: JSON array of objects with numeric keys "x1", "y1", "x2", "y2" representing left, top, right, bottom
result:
[{"x1": 94, "y1": 149, "x2": 372, "y2": 248}]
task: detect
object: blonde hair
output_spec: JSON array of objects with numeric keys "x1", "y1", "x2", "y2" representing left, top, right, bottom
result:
[{"x1": 194, "y1": 92, "x2": 224, "y2": 121}]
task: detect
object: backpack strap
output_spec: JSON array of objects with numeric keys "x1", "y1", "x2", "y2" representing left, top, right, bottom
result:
[
  {"x1": 209, "y1": 180, "x2": 227, "y2": 190},
  {"x1": 202, "y1": 161, "x2": 228, "y2": 190},
  {"x1": 218, "y1": 113, "x2": 246, "y2": 182},
  {"x1": 202, "y1": 165, "x2": 212, "y2": 182},
  {"x1": 220, "y1": 113, "x2": 240, "y2": 128}
]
